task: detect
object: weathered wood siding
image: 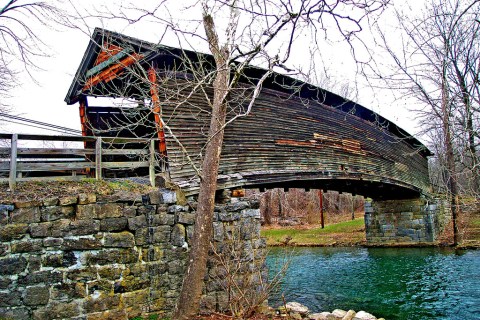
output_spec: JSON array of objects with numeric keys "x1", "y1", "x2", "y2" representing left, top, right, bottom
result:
[{"x1": 162, "y1": 84, "x2": 430, "y2": 198}]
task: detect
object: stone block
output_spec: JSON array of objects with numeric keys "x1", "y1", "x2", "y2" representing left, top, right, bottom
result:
[
  {"x1": 14, "y1": 200, "x2": 41, "y2": 208},
  {"x1": 176, "y1": 212, "x2": 195, "y2": 225},
  {"x1": 0, "y1": 223, "x2": 28, "y2": 241},
  {"x1": 11, "y1": 207, "x2": 41, "y2": 223},
  {"x1": 0, "y1": 278, "x2": 11, "y2": 289},
  {"x1": 153, "y1": 213, "x2": 175, "y2": 226},
  {"x1": 77, "y1": 204, "x2": 98, "y2": 219},
  {"x1": 70, "y1": 219, "x2": 100, "y2": 236},
  {"x1": 30, "y1": 222, "x2": 52, "y2": 237},
  {"x1": 59, "y1": 196, "x2": 78, "y2": 206},
  {"x1": 160, "y1": 189, "x2": 177, "y2": 204},
  {"x1": 241, "y1": 208, "x2": 261, "y2": 219},
  {"x1": 66, "y1": 267, "x2": 97, "y2": 282},
  {"x1": 27, "y1": 255, "x2": 42, "y2": 272},
  {"x1": 114, "y1": 275, "x2": 149, "y2": 292},
  {"x1": 148, "y1": 190, "x2": 162, "y2": 204},
  {"x1": 0, "y1": 256, "x2": 27, "y2": 275},
  {"x1": 137, "y1": 205, "x2": 156, "y2": 216},
  {"x1": 0, "y1": 290, "x2": 22, "y2": 307},
  {"x1": 0, "y1": 307, "x2": 30, "y2": 319},
  {"x1": 212, "y1": 222, "x2": 223, "y2": 242},
  {"x1": 86, "y1": 248, "x2": 138, "y2": 265},
  {"x1": 97, "y1": 266, "x2": 123, "y2": 280},
  {"x1": 41, "y1": 205, "x2": 75, "y2": 221},
  {"x1": 43, "y1": 197, "x2": 59, "y2": 206},
  {"x1": 11, "y1": 239, "x2": 43, "y2": 253},
  {"x1": 51, "y1": 282, "x2": 86, "y2": 301},
  {"x1": 153, "y1": 226, "x2": 171, "y2": 244},
  {"x1": 33, "y1": 301, "x2": 80, "y2": 320},
  {"x1": 168, "y1": 205, "x2": 186, "y2": 213},
  {"x1": 122, "y1": 206, "x2": 137, "y2": 217},
  {"x1": 171, "y1": 224, "x2": 186, "y2": 247},
  {"x1": 43, "y1": 251, "x2": 77, "y2": 268},
  {"x1": 97, "y1": 203, "x2": 123, "y2": 219},
  {"x1": 128, "y1": 215, "x2": 147, "y2": 231},
  {"x1": 78, "y1": 193, "x2": 97, "y2": 204},
  {"x1": 226, "y1": 201, "x2": 249, "y2": 211},
  {"x1": 217, "y1": 211, "x2": 240, "y2": 222},
  {"x1": 18, "y1": 270, "x2": 63, "y2": 285},
  {"x1": 63, "y1": 236, "x2": 101, "y2": 250},
  {"x1": 100, "y1": 217, "x2": 128, "y2": 231},
  {"x1": 51, "y1": 219, "x2": 71, "y2": 237},
  {"x1": 24, "y1": 285, "x2": 50, "y2": 305},
  {"x1": 104, "y1": 231, "x2": 135, "y2": 248}
]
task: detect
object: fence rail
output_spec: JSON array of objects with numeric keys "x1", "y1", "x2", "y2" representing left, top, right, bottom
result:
[{"x1": 0, "y1": 133, "x2": 160, "y2": 190}]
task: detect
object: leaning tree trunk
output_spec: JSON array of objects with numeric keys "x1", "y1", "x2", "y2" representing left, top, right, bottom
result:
[{"x1": 173, "y1": 13, "x2": 230, "y2": 320}]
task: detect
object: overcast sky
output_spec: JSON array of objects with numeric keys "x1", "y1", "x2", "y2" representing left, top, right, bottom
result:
[{"x1": 1, "y1": 0, "x2": 424, "y2": 143}]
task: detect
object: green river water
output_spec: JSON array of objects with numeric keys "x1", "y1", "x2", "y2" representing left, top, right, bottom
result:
[{"x1": 267, "y1": 247, "x2": 480, "y2": 320}]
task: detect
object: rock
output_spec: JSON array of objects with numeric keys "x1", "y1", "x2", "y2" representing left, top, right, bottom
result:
[
  {"x1": 0, "y1": 256, "x2": 27, "y2": 275},
  {"x1": 285, "y1": 302, "x2": 309, "y2": 315},
  {"x1": 353, "y1": 311, "x2": 377, "y2": 320},
  {"x1": 104, "y1": 231, "x2": 135, "y2": 248},
  {"x1": 342, "y1": 310, "x2": 357, "y2": 320},
  {"x1": 171, "y1": 224, "x2": 186, "y2": 247},
  {"x1": 12, "y1": 207, "x2": 41, "y2": 223},
  {"x1": 176, "y1": 212, "x2": 195, "y2": 225},
  {"x1": 59, "y1": 196, "x2": 78, "y2": 206},
  {"x1": 160, "y1": 189, "x2": 177, "y2": 204},
  {"x1": 332, "y1": 309, "x2": 347, "y2": 318},
  {"x1": 24, "y1": 285, "x2": 50, "y2": 305},
  {"x1": 40, "y1": 205, "x2": 74, "y2": 221},
  {"x1": 0, "y1": 223, "x2": 28, "y2": 241},
  {"x1": 100, "y1": 217, "x2": 128, "y2": 231},
  {"x1": 309, "y1": 312, "x2": 334, "y2": 320}
]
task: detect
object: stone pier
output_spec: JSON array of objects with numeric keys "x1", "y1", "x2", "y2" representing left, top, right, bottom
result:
[
  {"x1": 0, "y1": 187, "x2": 266, "y2": 319},
  {"x1": 364, "y1": 198, "x2": 451, "y2": 244}
]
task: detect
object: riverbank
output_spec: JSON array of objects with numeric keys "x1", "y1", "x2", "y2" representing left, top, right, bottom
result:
[
  {"x1": 261, "y1": 218, "x2": 366, "y2": 247},
  {"x1": 261, "y1": 216, "x2": 480, "y2": 248}
]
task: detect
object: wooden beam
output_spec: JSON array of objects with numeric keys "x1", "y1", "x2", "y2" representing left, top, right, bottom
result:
[
  {"x1": 148, "y1": 66, "x2": 168, "y2": 160},
  {"x1": 9, "y1": 134, "x2": 18, "y2": 190},
  {"x1": 95, "y1": 137, "x2": 102, "y2": 180},
  {"x1": 83, "y1": 53, "x2": 143, "y2": 91},
  {"x1": 149, "y1": 140, "x2": 155, "y2": 187}
]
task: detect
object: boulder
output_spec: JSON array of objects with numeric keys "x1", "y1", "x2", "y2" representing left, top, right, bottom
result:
[
  {"x1": 308, "y1": 312, "x2": 335, "y2": 320},
  {"x1": 353, "y1": 311, "x2": 377, "y2": 320},
  {"x1": 285, "y1": 302, "x2": 310, "y2": 315},
  {"x1": 332, "y1": 309, "x2": 347, "y2": 318},
  {"x1": 342, "y1": 310, "x2": 357, "y2": 320}
]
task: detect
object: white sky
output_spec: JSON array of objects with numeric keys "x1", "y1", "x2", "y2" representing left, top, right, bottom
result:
[{"x1": 0, "y1": 0, "x2": 425, "y2": 143}]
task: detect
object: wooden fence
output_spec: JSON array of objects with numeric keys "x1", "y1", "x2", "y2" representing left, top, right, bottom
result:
[{"x1": 0, "y1": 133, "x2": 160, "y2": 190}]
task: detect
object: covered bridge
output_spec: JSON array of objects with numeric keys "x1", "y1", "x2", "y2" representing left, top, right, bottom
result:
[{"x1": 65, "y1": 28, "x2": 432, "y2": 200}]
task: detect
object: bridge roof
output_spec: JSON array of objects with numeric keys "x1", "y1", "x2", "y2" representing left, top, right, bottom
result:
[{"x1": 65, "y1": 28, "x2": 431, "y2": 157}]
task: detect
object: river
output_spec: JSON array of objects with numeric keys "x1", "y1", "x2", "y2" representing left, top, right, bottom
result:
[{"x1": 267, "y1": 247, "x2": 480, "y2": 320}]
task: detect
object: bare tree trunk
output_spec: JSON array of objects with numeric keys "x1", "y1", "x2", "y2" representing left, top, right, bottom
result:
[
  {"x1": 442, "y1": 63, "x2": 460, "y2": 246},
  {"x1": 173, "y1": 12, "x2": 230, "y2": 320}
]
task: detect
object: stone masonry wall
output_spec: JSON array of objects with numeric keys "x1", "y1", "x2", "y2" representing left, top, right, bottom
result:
[
  {"x1": 364, "y1": 198, "x2": 451, "y2": 243},
  {"x1": 0, "y1": 188, "x2": 265, "y2": 319}
]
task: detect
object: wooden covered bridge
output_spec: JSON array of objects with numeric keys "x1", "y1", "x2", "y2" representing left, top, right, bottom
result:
[{"x1": 64, "y1": 28, "x2": 432, "y2": 205}]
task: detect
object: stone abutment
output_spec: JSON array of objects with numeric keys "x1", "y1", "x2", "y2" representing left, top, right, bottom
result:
[
  {"x1": 364, "y1": 198, "x2": 451, "y2": 244},
  {"x1": 0, "y1": 188, "x2": 266, "y2": 319}
]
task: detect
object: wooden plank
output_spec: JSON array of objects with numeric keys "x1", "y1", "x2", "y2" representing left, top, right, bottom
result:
[
  {"x1": 9, "y1": 134, "x2": 18, "y2": 190},
  {"x1": 96, "y1": 137, "x2": 102, "y2": 180},
  {"x1": 102, "y1": 161, "x2": 149, "y2": 169},
  {"x1": 102, "y1": 149, "x2": 148, "y2": 156},
  {"x1": 149, "y1": 140, "x2": 155, "y2": 187},
  {"x1": 16, "y1": 162, "x2": 92, "y2": 171}
]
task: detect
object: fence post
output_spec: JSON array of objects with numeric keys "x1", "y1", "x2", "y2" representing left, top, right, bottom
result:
[
  {"x1": 149, "y1": 140, "x2": 155, "y2": 187},
  {"x1": 95, "y1": 137, "x2": 102, "y2": 180},
  {"x1": 9, "y1": 134, "x2": 18, "y2": 190}
]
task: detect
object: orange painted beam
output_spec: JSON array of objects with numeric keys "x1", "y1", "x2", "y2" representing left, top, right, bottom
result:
[
  {"x1": 83, "y1": 53, "x2": 143, "y2": 91},
  {"x1": 148, "y1": 66, "x2": 168, "y2": 157}
]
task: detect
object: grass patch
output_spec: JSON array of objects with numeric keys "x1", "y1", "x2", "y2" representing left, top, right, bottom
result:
[{"x1": 261, "y1": 218, "x2": 365, "y2": 246}]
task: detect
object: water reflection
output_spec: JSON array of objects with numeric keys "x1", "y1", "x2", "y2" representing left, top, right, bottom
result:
[{"x1": 267, "y1": 247, "x2": 480, "y2": 320}]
